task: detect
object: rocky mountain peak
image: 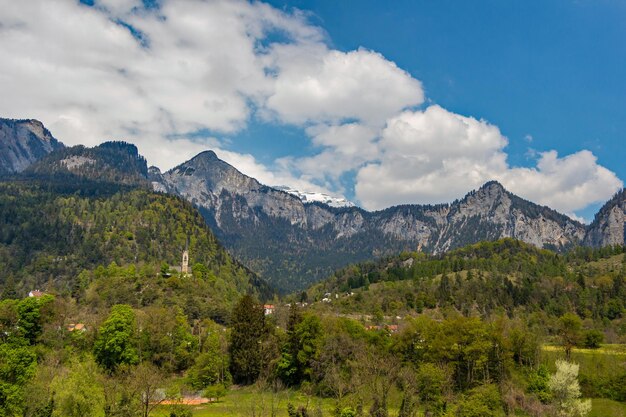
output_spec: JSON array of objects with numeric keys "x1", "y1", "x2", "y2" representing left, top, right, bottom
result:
[
  {"x1": 478, "y1": 180, "x2": 507, "y2": 194},
  {"x1": 148, "y1": 166, "x2": 162, "y2": 176},
  {"x1": 585, "y1": 188, "x2": 626, "y2": 247},
  {"x1": 0, "y1": 118, "x2": 64, "y2": 174}
]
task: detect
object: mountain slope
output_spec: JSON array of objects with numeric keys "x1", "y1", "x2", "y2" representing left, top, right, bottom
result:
[
  {"x1": 0, "y1": 181, "x2": 271, "y2": 318},
  {"x1": 0, "y1": 118, "x2": 64, "y2": 174},
  {"x1": 152, "y1": 153, "x2": 588, "y2": 292},
  {"x1": 585, "y1": 188, "x2": 626, "y2": 247},
  {"x1": 26, "y1": 141, "x2": 149, "y2": 186},
  {"x1": 306, "y1": 238, "x2": 626, "y2": 321}
]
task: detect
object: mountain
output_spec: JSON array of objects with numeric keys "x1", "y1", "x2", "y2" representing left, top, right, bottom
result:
[
  {"x1": 0, "y1": 118, "x2": 64, "y2": 174},
  {"x1": 585, "y1": 189, "x2": 626, "y2": 247},
  {"x1": 274, "y1": 186, "x2": 355, "y2": 208},
  {"x1": 0, "y1": 180, "x2": 271, "y2": 320},
  {"x1": 26, "y1": 141, "x2": 149, "y2": 186},
  {"x1": 0, "y1": 119, "x2": 619, "y2": 293},
  {"x1": 152, "y1": 153, "x2": 588, "y2": 292}
]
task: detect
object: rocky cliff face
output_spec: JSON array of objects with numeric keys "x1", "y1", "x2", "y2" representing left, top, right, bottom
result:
[
  {"x1": 155, "y1": 151, "x2": 308, "y2": 228},
  {"x1": 152, "y1": 153, "x2": 593, "y2": 291},
  {"x1": 0, "y1": 118, "x2": 64, "y2": 174},
  {"x1": 585, "y1": 189, "x2": 626, "y2": 247}
]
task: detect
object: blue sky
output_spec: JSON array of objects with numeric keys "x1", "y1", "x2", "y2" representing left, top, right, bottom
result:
[
  {"x1": 0, "y1": 0, "x2": 623, "y2": 220},
  {"x1": 258, "y1": 0, "x2": 626, "y2": 218}
]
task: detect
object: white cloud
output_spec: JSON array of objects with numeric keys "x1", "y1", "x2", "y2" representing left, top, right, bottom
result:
[
  {"x1": 355, "y1": 105, "x2": 509, "y2": 209},
  {"x1": 353, "y1": 106, "x2": 622, "y2": 215},
  {"x1": 0, "y1": 0, "x2": 621, "y2": 217},
  {"x1": 0, "y1": 0, "x2": 320, "y2": 168},
  {"x1": 499, "y1": 150, "x2": 623, "y2": 214},
  {"x1": 265, "y1": 46, "x2": 424, "y2": 126}
]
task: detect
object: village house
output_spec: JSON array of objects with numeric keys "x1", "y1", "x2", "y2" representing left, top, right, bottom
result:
[{"x1": 66, "y1": 323, "x2": 87, "y2": 332}]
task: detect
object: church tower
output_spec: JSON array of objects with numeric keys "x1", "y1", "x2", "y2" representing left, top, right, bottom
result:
[{"x1": 181, "y1": 250, "x2": 189, "y2": 274}]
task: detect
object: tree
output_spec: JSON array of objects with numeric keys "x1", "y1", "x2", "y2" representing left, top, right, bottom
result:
[
  {"x1": 202, "y1": 384, "x2": 227, "y2": 403},
  {"x1": 137, "y1": 306, "x2": 196, "y2": 372},
  {"x1": 558, "y1": 313, "x2": 582, "y2": 360},
  {"x1": 354, "y1": 347, "x2": 401, "y2": 417},
  {"x1": 129, "y1": 362, "x2": 167, "y2": 417},
  {"x1": 228, "y1": 295, "x2": 267, "y2": 385},
  {"x1": 0, "y1": 343, "x2": 37, "y2": 417},
  {"x1": 94, "y1": 305, "x2": 139, "y2": 372},
  {"x1": 51, "y1": 359, "x2": 106, "y2": 417},
  {"x1": 548, "y1": 360, "x2": 591, "y2": 417},
  {"x1": 415, "y1": 363, "x2": 450, "y2": 414},
  {"x1": 582, "y1": 330, "x2": 603, "y2": 349},
  {"x1": 277, "y1": 306, "x2": 322, "y2": 386},
  {"x1": 452, "y1": 384, "x2": 502, "y2": 417},
  {"x1": 17, "y1": 295, "x2": 54, "y2": 345},
  {"x1": 527, "y1": 365, "x2": 551, "y2": 404}
]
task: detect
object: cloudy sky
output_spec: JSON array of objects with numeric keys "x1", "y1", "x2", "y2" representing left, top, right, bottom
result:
[{"x1": 0, "y1": 0, "x2": 623, "y2": 221}]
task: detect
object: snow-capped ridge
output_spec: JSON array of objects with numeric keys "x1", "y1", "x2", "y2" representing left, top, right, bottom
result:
[{"x1": 274, "y1": 186, "x2": 356, "y2": 208}]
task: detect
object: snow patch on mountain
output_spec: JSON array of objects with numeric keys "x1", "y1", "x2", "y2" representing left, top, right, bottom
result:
[{"x1": 275, "y1": 186, "x2": 356, "y2": 208}]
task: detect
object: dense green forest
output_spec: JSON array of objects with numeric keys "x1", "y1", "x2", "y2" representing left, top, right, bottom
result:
[
  {"x1": 308, "y1": 239, "x2": 625, "y2": 326},
  {"x1": 0, "y1": 180, "x2": 271, "y2": 319}
]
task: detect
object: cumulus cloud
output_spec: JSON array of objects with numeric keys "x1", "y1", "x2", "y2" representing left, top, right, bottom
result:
[
  {"x1": 355, "y1": 105, "x2": 509, "y2": 209},
  {"x1": 0, "y1": 0, "x2": 319, "y2": 167},
  {"x1": 0, "y1": 0, "x2": 621, "y2": 217},
  {"x1": 265, "y1": 45, "x2": 423, "y2": 125},
  {"x1": 500, "y1": 150, "x2": 623, "y2": 214},
  {"x1": 353, "y1": 106, "x2": 622, "y2": 215}
]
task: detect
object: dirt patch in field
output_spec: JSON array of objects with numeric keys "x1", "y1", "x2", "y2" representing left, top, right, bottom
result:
[{"x1": 160, "y1": 397, "x2": 211, "y2": 405}]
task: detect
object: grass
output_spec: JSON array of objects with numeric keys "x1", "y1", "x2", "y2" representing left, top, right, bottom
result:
[
  {"x1": 590, "y1": 398, "x2": 626, "y2": 417},
  {"x1": 541, "y1": 344, "x2": 626, "y2": 380},
  {"x1": 151, "y1": 386, "x2": 338, "y2": 417}
]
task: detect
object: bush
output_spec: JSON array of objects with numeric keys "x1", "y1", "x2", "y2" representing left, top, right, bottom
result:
[
  {"x1": 582, "y1": 330, "x2": 603, "y2": 349},
  {"x1": 202, "y1": 384, "x2": 227, "y2": 402},
  {"x1": 340, "y1": 407, "x2": 356, "y2": 417},
  {"x1": 527, "y1": 365, "x2": 552, "y2": 403}
]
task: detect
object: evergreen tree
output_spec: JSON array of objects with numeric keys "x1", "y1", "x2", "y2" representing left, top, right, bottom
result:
[{"x1": 228, "y1": 295, "x2": 266, "y2": 385}]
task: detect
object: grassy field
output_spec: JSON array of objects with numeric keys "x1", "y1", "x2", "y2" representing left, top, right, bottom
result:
[
  {"x1": 541, "y1": 344, "x2": 626, "y2": 379},
  {"x1": 590, "y1": 398, "x2": 626, "y2": 417},
  {"x1": 152, "y1": 387, "x2": 339, "y2": 417},
  {"x1": 150, "y1": 389, "x2": 626, "y2": 417}
]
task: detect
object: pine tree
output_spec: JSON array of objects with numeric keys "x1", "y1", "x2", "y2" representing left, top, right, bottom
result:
[{"x1": 228, "y1": 295, "x2": 266, "y2": 384}]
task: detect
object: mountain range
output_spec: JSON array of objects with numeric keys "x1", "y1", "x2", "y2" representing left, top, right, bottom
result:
[{"x1": 1, "y1": 117, "x2": 624, "y2": 292}]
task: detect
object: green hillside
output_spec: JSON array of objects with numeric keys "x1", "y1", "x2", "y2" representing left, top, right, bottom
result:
[
  {"x1": 0, "y1": 180, "x2": 271, "y2": 321},
  {"x1": 25, "y1": 141, "x2": 150, "y2": 186},
  {"x1": 307, "y1": 238, "x2": 625, "y2": 323}
]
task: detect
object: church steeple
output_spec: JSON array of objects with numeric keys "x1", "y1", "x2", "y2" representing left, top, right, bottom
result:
[{"x1": 181, "y1": 248, "x2": 189, "y2": 274}]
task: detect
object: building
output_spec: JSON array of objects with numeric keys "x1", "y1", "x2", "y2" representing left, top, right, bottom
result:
[
  {"x1": 28, "y1": 290, "x2": 44, "y2": 298},
  {"x1": 181, "y1": 250, "x2": 189, "y2": 274},
  {"x1": 264, "y1": 304, "x2": 275, "y2": 315},
  {"x1": 67, "y1": 323, "x2": 87, "y2": 332}
]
